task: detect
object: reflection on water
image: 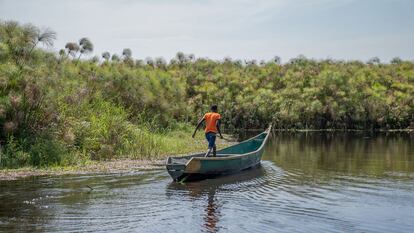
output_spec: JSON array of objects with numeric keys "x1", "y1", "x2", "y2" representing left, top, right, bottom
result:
[
  {"x1": 167, "y1": 168, "x2": 265, "y2": 233},
  {"x1": 1, "y1": 132, "x2": 414, "y2": 232},
  {"x1": 264, "y1": 131, "x2": 414, "y2": 176}
]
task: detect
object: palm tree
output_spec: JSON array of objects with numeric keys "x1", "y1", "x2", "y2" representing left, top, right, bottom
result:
[
  {"x1": 1, "y1": 21, "x2": 56, "y2": 65},
  {"x1": 59, "y1": 49, "x2": 66, "y2": 56},
  {"x1": 78, "y1": 37, "x2": 93, "y2": 60},
  {"x1": 122, "y1": 48, "x2": 132, "y2": 59},
  {"x1": 58, "y1": 49, "x2": 66, "y2": 63},
  {"x1": 367, "y1": 57, "x2": 380, "y2": 65},
  {"x1": 146, "y1": 57, "x2": 154, "y2": 67},
  {"x1": 27, "y1": 27, "x2": 56, "y2": 56},
  {"x1": 65, "y1": 42, "x2": 79, "y2": 58},
  {"x1": 102, "y1": 51, "x2": 110, "y2": 61},
  {"x1": 122, "y1": 48, "x2": 133, "y2": 66},
  {"x1": 188, "y1": 54, "x2": 195, "y2": 62},
  {"x1": 273, "y1": 56, "x2": 281, "y2": 64},
  {"x1": 155, "y1": 57, "x2": 166, "y2": 68},
  {"x1": 176, "y1": 52, "x2": 186, "y2": 64},
  {"x1": 390, "y1": 57, "x2": 402, "y2": 64}
]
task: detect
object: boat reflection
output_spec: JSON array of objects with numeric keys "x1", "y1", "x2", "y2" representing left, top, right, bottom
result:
[{"x1": 166, "y1": 166, "x2": 266, "y2": 233}]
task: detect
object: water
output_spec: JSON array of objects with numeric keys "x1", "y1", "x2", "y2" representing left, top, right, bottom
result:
[{"x1": 1, "y1": 132, "x2": 414, "y2": 232}]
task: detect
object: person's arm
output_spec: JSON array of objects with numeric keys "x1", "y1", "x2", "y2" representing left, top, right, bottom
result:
[
  {"x1": 217, "y1": 119, "x2": 223, "y2": 139},
  {"x1": 192, "y1": 117, "x2": 205, "y2": 138}
]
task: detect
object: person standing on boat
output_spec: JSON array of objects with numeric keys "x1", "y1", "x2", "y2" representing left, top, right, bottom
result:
[{"x1": 192, "y1": 105, "x2": 224, "y2": 157}]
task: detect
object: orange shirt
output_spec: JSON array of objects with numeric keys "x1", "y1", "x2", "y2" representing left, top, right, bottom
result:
[{"x1": 203, "y1": 112, "x2": 221, "y2": 133}]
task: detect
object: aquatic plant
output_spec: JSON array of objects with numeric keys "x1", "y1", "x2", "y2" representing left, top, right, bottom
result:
[{"x1": 0, "y1": 20, "x2": 413, "y2": 168}]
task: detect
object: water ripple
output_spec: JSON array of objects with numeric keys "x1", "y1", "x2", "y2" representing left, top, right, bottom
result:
[{"x1": 1, "y1": 147, "x2": 414, "y2": 233}]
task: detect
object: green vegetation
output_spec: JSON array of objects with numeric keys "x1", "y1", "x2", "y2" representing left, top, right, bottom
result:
[{"x1": 0, "y1": 20, "x2": 413, "y2": 168}]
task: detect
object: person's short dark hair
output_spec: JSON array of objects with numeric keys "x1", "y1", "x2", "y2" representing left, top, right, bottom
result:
[{"x1": 211, "y1": 105, "x2": 218, "y2": 111}]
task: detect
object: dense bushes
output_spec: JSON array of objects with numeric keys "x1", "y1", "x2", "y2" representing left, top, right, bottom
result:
[
  {"x1": 0, "y1": 20, "x2": 413, "y2": 168},
  {"x1": 178, "y1": 58, "x2": 414, "y2": 130}
]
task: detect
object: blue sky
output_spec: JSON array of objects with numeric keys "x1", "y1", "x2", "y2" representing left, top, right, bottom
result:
[{"x1": 0, "y1": 0, "x2": 413, "y2": 62}]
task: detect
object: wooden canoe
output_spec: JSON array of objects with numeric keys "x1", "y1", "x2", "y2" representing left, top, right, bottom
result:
[{"x1": 166, "y1": 125, "x2": 272, "y2": 182}]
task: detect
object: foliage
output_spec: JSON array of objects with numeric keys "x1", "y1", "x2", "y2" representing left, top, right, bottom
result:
[{"x1": 0, "y1": 20, "x2": 413, "y2": 168}]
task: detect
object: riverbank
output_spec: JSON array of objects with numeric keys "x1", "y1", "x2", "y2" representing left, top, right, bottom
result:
[
  {"x1": 0, "y1": 159, "x2": 164, "y2": 181},
  {"x1": 0, "y1": 136, "x2": 236, "y2": 181}
]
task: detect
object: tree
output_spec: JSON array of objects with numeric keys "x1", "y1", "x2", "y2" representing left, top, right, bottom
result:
[
  {"x1": 274, "y1": 56, "x2": 281, "y2": 64},
  {"x1": 27, "y1": 27, "x2": 56, "y2": 56},
  {"x1": 122, "y1": 48, "x2": 133, "y2": 66},
  {"x1": 0, "y1": 21, "x2": 56, "y2": 65},
  {"x1": 78, "y1": 37, "x2": 93, "y2": 60},
  {"x1": 188, "y1": 54, "x2": 195, "y2": 62},
  {"x1": 169, "y1": 58, "x2": 178, "y2": 65},
  {"x1": 111, "y1": 54, "x2": 120, "y2": 62},
  {"x1": 245, "y1": 59, "x2": 257, "y2": 66},
  {"x1": 146, "y1": 57, "x2": 154, "y2": 67},
  {"x1": 233, "y1": 59, "x2": 243, "y2": 67},
  {"x1": 176, "y1": 52, "x2": 186, "y2": 64},
  {"x1": 58, "y1": 49, "x2": 66, "y2": 62},
  {"x1": 90, "y1": 56, "x2": 100, "y2": 63},
  {"x1": 122, "y1": 48, "x2": 132, "y2": 59},
  {"x1": 224, "y1": 57, "x2": 232, "y2": 63},
  {"x1": 289, "y1": 55, "x2": 308, "y2": 65},
  {"x1": 102, "y1": 51, "x2": 110, "y2": 61},
  {"x1": 259, "y1": 60, "x2": 266, "y2": 66},
  {"x1": 59, "y1": 49, "x2": 65, "y2": 56},
  {"x1": 367, "y1": 57, "x2": 381, "y2": 65},
  {"x1": 155, "y1": 57, "x2": 166, "y2": 68},
  {"x1": 390, "y1": 57, "x2": 402, "y2": 64},
  {"x1": 65, "y1": 42, "x2": 79, "y2": 58},
  {"x1": 135, "y1": 59, "x2": 144, "y2": 67}
]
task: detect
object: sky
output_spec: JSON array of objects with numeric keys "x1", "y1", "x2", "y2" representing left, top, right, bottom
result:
[{"x1": 0, "y1": 0, "x2": 413, "y2": 62}]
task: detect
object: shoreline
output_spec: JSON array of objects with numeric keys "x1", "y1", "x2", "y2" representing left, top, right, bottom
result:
[
  {"x1": 2, "y1": 129, "x2": 412, "y2": 181},
  {"x1": 0, "y1": 136, "x2": 238, "y2": 181},
  {"x1": 0, "y1": 159, "x2": 167, "y2": 181}
]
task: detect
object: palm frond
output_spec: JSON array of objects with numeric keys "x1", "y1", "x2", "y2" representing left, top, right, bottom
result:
[{"x1": 38, "y1": 28, "x2": 56, "y2": 47}]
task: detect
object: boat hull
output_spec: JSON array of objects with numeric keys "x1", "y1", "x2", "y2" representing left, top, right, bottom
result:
[
  {"x1": 170, "y1": 163, "x2": 263, "y2": 182},
  {"x1": 166, "y1": 125, "x2": 271, "y2": 182}
]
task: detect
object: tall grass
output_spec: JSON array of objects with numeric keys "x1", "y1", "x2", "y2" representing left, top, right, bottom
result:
[{"x1": 1, "y1": 20, "x2": 413, "y2": 169}]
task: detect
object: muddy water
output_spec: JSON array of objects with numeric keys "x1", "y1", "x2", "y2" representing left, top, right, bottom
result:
[{"x1": 1, "y1": 132, "x2": 414, "y2": 232}]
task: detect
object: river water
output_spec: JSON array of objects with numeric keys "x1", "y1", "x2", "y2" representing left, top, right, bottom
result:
[{"x1": 1, "y1": 132, "x2": 414, "y2": 233}]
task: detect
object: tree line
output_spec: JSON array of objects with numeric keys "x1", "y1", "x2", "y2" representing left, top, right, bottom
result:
[{"x1": 0, "y1": 20, "x2": 413, "y2": 167}]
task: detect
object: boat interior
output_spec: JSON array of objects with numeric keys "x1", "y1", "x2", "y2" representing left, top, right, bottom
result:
[{"x1": 167, "y1": 131, "x2": 268, "y2": 165}]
